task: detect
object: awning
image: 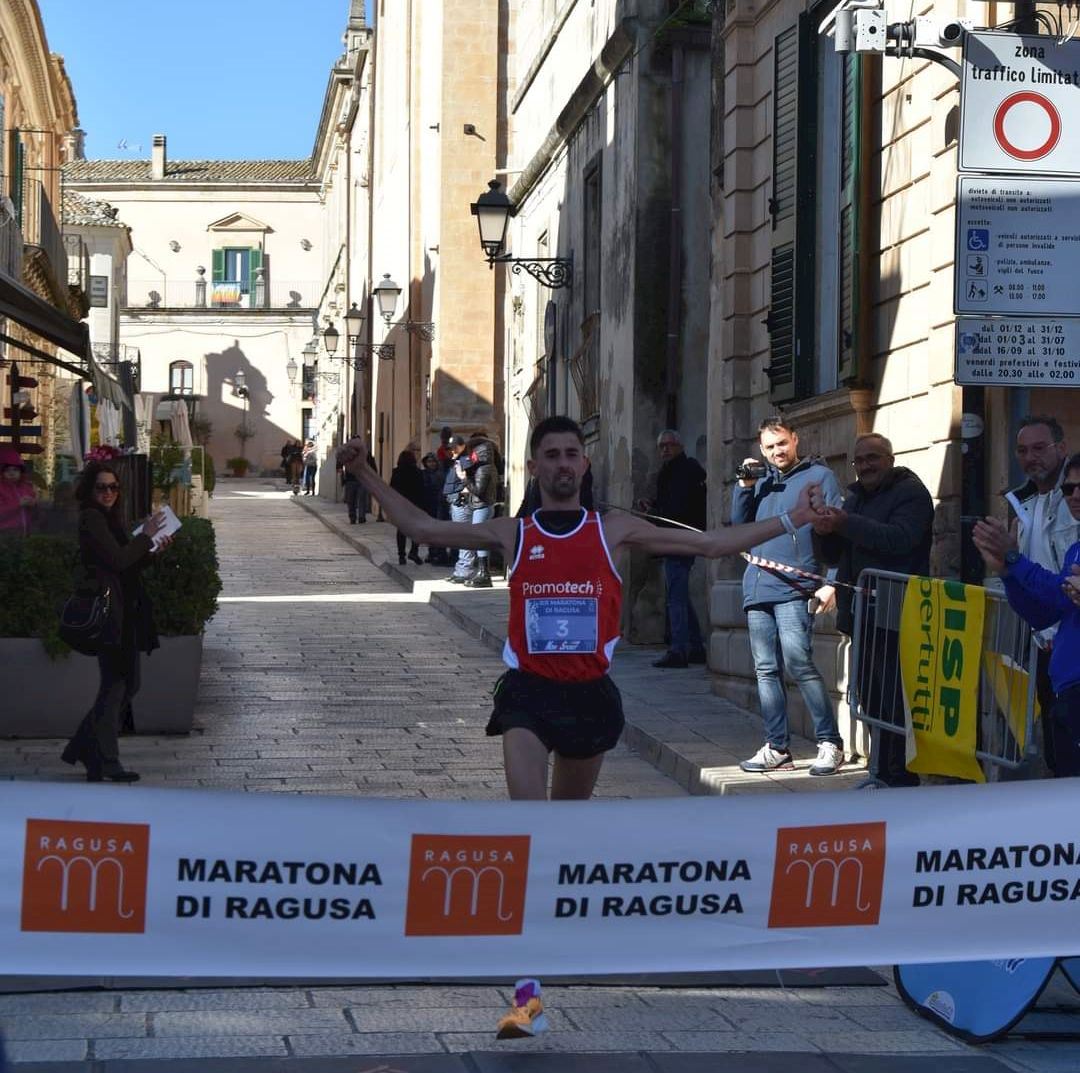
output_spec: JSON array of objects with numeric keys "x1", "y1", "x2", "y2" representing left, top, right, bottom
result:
[{"x1": 0, "y1": 272, "x2": 131, "y2": 410}]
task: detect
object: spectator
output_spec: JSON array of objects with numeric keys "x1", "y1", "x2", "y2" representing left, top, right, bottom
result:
[
  {"x1": 283, "y1": 439, "x2": 303, "y2": 495},
  {"x1": 974, "y1": 453, "x2": 1080, "y2": 777},
  {"x1": 462, "y1": 435, "x2": 499, "y2": 588},
  {"x1": 420, "y1": 453, "x2": 448, "y2": 564},
  {"x1": 813, "y1": 433, "x2": 934, "y2": 787},
  {"x1": 436, "y1": 426, "x2": 453, "y2": 466},
  {"x1": 0, "y1": 446, "x2": 37, "y2": 535},
  {"x1": 641, "y1": 430, "x2": 708, "y2": 668},
  {"x1": 342, "y1": 462, "x2": 363, "y2": 524},
  {"x1": 1001, "y1": 414, "x2": 1077, "y2": 772},
  {"x1": 733, "y1": 416, "x2": 846, "y2": 777},
  {"x1": 390, "y1": 450, "x2": 426, "y2": 564},
  {"x1": 443, "y1": 436, "x2": 473, "y2": 582},
  {"x1": 61, "y1": 462, "x2": 171, "y2": 783},
  {"x1": 301, "y1": 439, "x2": 318, "y2": 495}
]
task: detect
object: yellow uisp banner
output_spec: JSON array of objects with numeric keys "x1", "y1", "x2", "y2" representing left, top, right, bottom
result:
[{"x1": 900, "y1": 577, "x2": 986, "y2": 783}]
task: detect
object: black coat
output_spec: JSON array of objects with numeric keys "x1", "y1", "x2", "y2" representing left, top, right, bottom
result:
[
  {"x1": 462, "y1": 439, "x2": 498, "y2": 508},
  {"x1": 78, "y1": 504, "x2": 159, "y2": 656},
  {"x1": 390, "y1": 462, "x2": 427, "y2": 510},
  {"x1": 815, "y1": 466, "x2": 934, "y2": 635},
  {"x1": 655, "y1": 452, "x2": 707, "y2": 530}
]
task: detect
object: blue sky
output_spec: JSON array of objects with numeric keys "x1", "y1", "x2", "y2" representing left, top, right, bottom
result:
[{"x1": 38, "y1": 0, "x2": 373, "y2": 161}]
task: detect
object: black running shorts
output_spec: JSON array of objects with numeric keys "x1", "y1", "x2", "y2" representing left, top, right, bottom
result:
[{"x1": 486, "y1": 669, "x2": 625, "y2": 759}]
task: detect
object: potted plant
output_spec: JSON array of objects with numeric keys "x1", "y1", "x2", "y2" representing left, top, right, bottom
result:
[
  {"x1": 226, "y1": 455, "x2": 250, "y2": 477},
  {"x1": 0, "y1": 518, "x2": 222, "y2": 738}
]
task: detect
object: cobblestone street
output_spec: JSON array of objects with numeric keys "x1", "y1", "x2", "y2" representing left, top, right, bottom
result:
[{"x1": 1, "y1": 484, "x2": 1077, "y2": 1071}]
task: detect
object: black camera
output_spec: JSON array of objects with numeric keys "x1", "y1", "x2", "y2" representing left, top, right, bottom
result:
[{"x1": 734, "y1": 461, "x2": 767, "y2": 481}]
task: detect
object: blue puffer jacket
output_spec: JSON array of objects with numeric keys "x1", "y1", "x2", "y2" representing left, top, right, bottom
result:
[
  {"x1": 730, "y1": 456, "x2": 844, "y2": 608},
  {"x1": 1002, "y1": 542, "x2": 1080, "y2": 695}
]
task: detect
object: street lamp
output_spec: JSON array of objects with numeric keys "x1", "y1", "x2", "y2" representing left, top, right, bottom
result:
[
  {"x1": 322, "y1": 307, "x2": 395, "y2": 365},
  {"x1": 469, "y1": 179, "x2": 573, "y2": 288},
  {"x1": 286, "y1": 355, "x2": 298, "y2": 384},
  {"x1": 302, "y1": 339, "x2": 317, "y2": 364},
  {"x1": 233, "y1": 368, "x2": 251, "y2": 460},
  {"x1": 371, "y1": 274, "x2": 436, "y2": 340}
]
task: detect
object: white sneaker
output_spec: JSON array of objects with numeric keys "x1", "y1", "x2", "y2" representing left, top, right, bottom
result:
[
  {"x1": 809, "y1": 742, "x2": 844, "y2": 777},
  {"x1": 740, "y1": 743, "x2": 794, "y2": 772}
]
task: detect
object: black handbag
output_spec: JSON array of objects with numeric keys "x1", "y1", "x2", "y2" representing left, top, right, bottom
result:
[{"x1": 58, "y1": 580, "x2": 116, "y2": 656}]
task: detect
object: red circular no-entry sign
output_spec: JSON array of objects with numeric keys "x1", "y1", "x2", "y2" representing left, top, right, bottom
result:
[{"x1": 993, "y1": 91, "x2": 1062, "y2": 161}]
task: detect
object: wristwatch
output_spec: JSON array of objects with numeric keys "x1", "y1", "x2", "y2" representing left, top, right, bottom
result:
[{"x1": 1004, "y1": 548, "x2": 1021, "y2": 569}]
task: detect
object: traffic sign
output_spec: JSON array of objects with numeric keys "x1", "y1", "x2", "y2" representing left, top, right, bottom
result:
[
  {"x1": 955, "y1": 176, "x2": 1080, "y2": 316},
  {"x1": 955, "y1": 317, "x2": 1080, "y2": 386},
  {"x1": 960, "y1": 31, "x2": 1080, "y2": 175}
]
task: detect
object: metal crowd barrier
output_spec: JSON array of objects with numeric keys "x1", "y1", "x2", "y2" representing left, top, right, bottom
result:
[{"x1": 849, "y1": 569, "x2": 1038, "y2": 779}]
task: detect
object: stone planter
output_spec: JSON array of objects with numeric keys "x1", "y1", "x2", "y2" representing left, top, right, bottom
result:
[{"x1": 0, "y1": 635, "x2": 203, "y2": 739}]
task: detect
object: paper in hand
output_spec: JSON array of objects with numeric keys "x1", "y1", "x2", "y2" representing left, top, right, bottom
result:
[{"x1": 134, "y1": 505, "x2": 182, "y2": 550}]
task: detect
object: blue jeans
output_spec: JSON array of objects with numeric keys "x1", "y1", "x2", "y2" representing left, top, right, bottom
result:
[
  {"x1": 664, "y1": 556, "x2": 703, "y2": 655},
  {"x1": 747, "y1": 599, "x2": 840, "y2": 750},
  {"x1": 450, "y1": 502, "x2": 474, "y2": 575},
  {"x1": 471, "y1": 505, "x2": 492, "y2": 560}
]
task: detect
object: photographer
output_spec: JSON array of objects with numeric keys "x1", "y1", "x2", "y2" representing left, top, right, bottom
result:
[
  {"x1": 733, "y1": 416, "x2": 846, "y2": 777},
  {"x1": 443, "y1": 435, "x2": 473, "y2": 582},
  {"x1": 461, "y1": 435, "x2": 499, "y2": 588}
]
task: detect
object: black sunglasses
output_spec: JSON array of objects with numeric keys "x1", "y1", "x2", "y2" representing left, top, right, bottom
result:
[
  {"x1": 94, "y1": 482, "x2": 120, "y2": 493},
  {"x1": 1062, "y1": 482, "x2": 1080, "y2": 497}
]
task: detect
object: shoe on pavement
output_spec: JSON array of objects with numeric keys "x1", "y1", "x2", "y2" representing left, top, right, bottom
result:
[
  {"x1": 688, "y1": 647, "x2": 707, "y2": 664},
  {"x1": 809, "y1": 742, "x2": 845, "y2": 777},
  {"x1": 653, "y1": 651, "x2": 688, "y2": 668},
  {"x1": 446, "y1": 574, "x2": 468, "y2": 584},
  {"x1": 496, "y1": 978, "x2": 548, "y2": 1040},
  {"x1": 740, "y1": 743, "x2": 794, "y2": 772}
]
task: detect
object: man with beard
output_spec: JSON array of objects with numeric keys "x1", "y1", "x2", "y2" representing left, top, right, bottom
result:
[
  {"x1": 999, "y1": 415, "x2": 1077, "y2": 772},
  {"x1": 338, "y1": 415, "x2": 823, "y2": 1037}
]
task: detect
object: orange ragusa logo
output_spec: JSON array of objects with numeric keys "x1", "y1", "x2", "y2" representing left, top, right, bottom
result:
[
  {"x1": 768, "y1": 821, "x2": 886, "y2": 928},
  {"x1": 21, "y1": 819, "x2": 150, "y2": 934},
  {"x1": 405, "y1": 834, "x2": 530, "y2": 937}
]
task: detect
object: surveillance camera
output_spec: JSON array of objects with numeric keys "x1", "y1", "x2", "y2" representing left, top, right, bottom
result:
[{"x1": 913, "y1": 16, "x2": 972, "y2": 49}]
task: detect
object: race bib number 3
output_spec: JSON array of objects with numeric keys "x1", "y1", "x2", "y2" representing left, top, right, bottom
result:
[{"x1": 525, "y1": 598, "x2": 599, "y2": 654}]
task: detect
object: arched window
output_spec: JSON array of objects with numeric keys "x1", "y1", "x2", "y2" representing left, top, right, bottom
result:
[{"x1": 169, "y1": 360, "x2": 194, "y2": 395}]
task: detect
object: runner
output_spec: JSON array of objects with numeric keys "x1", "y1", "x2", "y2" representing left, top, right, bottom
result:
[{"x1": 337, "y1": 415, "x2": 824, "y2": 1037}]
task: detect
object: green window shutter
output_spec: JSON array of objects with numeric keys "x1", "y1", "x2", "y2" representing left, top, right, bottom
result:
[
  {"x1": 249, "y1": 246, "x2": 263, "y2": 279},
  {"x1": 767, "y1": 25, "x2": 801, "y2": 402},
  {"x1": 837, "y1": 53, "x2": 862, "y2": 384},
  {"x1": 211, "y1": 249, "x2": 224, "y2": 283}
]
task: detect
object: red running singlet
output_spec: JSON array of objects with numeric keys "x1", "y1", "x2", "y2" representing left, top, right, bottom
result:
[{"x1": 503, "y1": 510, "x2": 623, "y2": 682}]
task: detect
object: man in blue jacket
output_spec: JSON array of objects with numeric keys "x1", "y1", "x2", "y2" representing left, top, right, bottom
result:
[
  {"x1": 733, "y1": 416, "x2": 846, "y2": 776},
  {"x1": 974, "y1": 452, "x2": 1080, "y2": 777}
]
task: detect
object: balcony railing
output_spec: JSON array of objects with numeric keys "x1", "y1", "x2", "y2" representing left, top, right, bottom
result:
[
  {"x1": 125, "y1": 273, "x2": 319, "y2": 311},
  {"x1": 64, "y1": 233, "x2": 90, "y2": 290},
  {"x1": 22, "y1": 179, "x2": 67, "y2": 290}
]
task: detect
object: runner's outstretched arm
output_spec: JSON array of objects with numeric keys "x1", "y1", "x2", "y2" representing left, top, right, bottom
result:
[
  {"x1": 605, "y1": 482, "x2": 824, "y2": 558},
  {"x1": 336, "y1": 437, "x2": 512, "y2": 552}
]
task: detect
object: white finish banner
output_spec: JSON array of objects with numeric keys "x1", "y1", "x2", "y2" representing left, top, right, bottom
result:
[{"x1": 5, "y1": 780, "x2": 1080, "y2": 977}]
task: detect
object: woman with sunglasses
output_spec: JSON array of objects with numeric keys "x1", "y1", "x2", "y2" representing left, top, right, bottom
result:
[{"x1": 61, "y1": 461, "x2": 171, "y2": 782}]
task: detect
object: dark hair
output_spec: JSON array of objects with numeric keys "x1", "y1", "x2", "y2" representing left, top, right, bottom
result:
[
  {"x1": 758, "y1": 415, "x2": 794, "y2": 438},
  {"x1": 1065, "y1": 452, "x2": 1080, "y2": 476},
  {"x1": 75, "y1": 462, "x2": 122, "y2": 513},
  {"x1": 529, "y1": 416, "x2": 585, "y2": 456},
  {"x1": 421, "y1": 452, "x2": 438, "y2": 464},
  {"x1": 1018, "y1": 414, "x2": 1065, "y2": 443},
  {"x1": 396, "y1": 449, "x2": 417, "y2": 468}
]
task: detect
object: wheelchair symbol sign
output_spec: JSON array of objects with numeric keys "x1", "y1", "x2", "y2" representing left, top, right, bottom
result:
[{"x1": 967, "y1": 229, "x2": 990, "y2": 252}]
